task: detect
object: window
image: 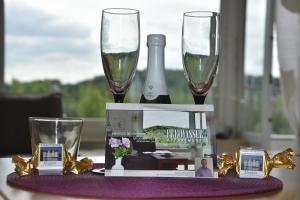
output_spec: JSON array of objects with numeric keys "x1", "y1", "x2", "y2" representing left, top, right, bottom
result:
[
  {"x1": 4, "y1": 0, "x2": 220, "y2": 117},
  {"x1": 241, "y1": 0, "x2": 292, "y2": 136}
]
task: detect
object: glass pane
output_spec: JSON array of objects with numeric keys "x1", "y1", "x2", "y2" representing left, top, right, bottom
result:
[
  {"x1": 241, "y1": 0, "x2": 267, "y2": 134},
  {"x1": 271, "y1": 27, "x2": 292, "y2": 134},
  {"x1": 4, "y1": 0, "x2": 220, "y2": 117}
]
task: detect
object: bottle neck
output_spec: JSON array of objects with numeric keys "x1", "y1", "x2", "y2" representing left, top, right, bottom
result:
[{"x1": 147, "y1": 45, "x2": 165, "y2": 74}]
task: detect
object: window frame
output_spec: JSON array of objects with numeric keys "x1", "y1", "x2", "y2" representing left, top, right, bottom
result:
[
  {"x1": 240, "y1": 0, "x2": 294, "y2": 148},
  {"x1": 218, "y1": 0, "x2": 294, "y2": 148},
  {"x1": 216, "y1": 0, "x2": 246, "y2": 137}
]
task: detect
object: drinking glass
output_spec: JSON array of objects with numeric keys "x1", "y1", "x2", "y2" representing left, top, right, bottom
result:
[
  {"x1": 29, "y1": 117, "x2": 83, "y2": 159},
  {"x1": 101, "y1": 8, "x2": 140, "y2": 103},
  {"x1": 182, "y1": 11, "x2": 219, "y2": 104}
]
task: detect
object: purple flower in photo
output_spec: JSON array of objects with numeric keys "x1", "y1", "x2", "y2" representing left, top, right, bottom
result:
[
  {"x1": 109, "y1": 137, "x2": 130, "y2": 159},
  {"x1": 122, "y1": 137, "x2": 130, "y2": 148},
  {"x1": 109, "y1": 137, "x2": 121, "y2": 148}
]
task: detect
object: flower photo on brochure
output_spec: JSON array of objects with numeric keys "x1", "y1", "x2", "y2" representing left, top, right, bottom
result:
[{"x1": 109, "y1": 137, "x2": 130, "y2": 159}]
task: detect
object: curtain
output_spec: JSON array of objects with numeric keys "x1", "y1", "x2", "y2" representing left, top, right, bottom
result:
[{"x1": 275, "y1": 0, "x2": 300, "y2": 139}]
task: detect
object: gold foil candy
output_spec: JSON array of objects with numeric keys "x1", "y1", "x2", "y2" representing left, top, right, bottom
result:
[
  {"x1": 218, "y1": 148, "x2": 295, "y2": 178},
  {"x1": 217, "y1": 153, "x2": 237, "y2": 177},
  {"x1": 63, "y1": 146, "x2": 93, "y2": 174},
  {"x1": 265, "y1": 148, "x2": 295, "y2": 176},
  {"x1": 12, "y1": 144, "x2": 92, "y2": 176},
  {"x1": 12, "y1": 155, "x2": 32, "y2": 176}
]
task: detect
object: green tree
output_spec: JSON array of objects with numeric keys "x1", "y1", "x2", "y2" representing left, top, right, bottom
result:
[{"x1": 78, "y1": 83, "x2": 112, "y2": 117}]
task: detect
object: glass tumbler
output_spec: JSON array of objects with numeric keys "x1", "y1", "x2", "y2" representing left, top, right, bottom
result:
[{"x1": 29, "y1": 117, "x2": 83, "y2": 159}]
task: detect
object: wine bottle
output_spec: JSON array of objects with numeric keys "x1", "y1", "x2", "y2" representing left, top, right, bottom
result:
[{"x1": 140, "y1": 34, "x2": 171, "y2": 104}]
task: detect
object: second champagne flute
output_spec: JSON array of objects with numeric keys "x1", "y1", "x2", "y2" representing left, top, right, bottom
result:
[
  {"x1": 101, "y1": 8, "x2": 140, "y2": 103},
  {"x1": 182, "y1": 11, "x2": 219, "y2": 104}
]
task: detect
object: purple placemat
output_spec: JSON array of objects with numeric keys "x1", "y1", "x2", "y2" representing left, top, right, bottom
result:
[{"x1": 7, "y1": 169, "x2": 282, "y2": 199}]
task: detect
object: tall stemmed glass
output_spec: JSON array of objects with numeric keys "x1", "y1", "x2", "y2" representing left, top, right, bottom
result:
[
  {"x1": 182, "y1": 11, "x2": 219, "y2": 104},
  {"x1": 101, "y1": 8, "x2": 140, "y2": 103}
]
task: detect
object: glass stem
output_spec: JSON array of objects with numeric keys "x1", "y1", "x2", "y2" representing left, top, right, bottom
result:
[
  {"x1": 113, "y1": 94, "x2": 125, "y2": 103},
  {"x1": 193, "y1": 95, "x2": 206, "y2": 104}
]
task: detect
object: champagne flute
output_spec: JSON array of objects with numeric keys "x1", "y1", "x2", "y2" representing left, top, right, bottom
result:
[
  {"x1": 101, "y1": 8, "x2": 140, "y2": 103},
  {"x1": 182, "y1": 11, "x2": 219, "y2": 104}
]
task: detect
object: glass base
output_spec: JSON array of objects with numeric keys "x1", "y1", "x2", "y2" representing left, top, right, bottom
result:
[
  {"x1": 113, "y1": 94, "x2": 125, "y2": 103},
  {"x1": 193, "y1": 95, "x2": 206, "y2": 104}
]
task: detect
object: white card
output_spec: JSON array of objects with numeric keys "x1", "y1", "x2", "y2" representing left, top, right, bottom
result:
[
  {"x1": 37, "y1": 143, "x2": 64, "y2": 175},
  {"x1": 239, "y1": 148, "x2": 265, "y2": 179}
]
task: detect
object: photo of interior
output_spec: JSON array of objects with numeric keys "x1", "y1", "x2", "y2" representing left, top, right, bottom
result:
[{"x1": 105, "y1": 136, "x2": 199, "y2": 170}]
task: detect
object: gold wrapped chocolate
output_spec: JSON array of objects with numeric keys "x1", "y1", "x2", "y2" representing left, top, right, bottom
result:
[
  {"x1": 12, "y1": 144, "x2": 92, "y2": 176},
  {"x1": 218, "y1": 148, "x2": 295, "y2": 178}
]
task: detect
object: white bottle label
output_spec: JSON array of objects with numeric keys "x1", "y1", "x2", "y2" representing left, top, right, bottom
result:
[{"x1": 143, "y1": 81, "x2": 167, "y2": 100}]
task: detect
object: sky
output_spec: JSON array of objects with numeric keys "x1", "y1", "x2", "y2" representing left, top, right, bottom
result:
[{"x1": 4, "y1": 0, "x2": 279, "y2": 84}]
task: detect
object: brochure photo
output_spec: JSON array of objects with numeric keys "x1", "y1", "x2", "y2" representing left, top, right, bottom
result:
[{"x1": 105, "y1": 103, "x2": 218, "y2": 178}]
